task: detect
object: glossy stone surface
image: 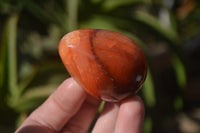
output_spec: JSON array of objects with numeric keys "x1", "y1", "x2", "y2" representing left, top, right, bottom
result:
[{"x1": 59, "y1": 29, "x2": 147, "y2": 102}]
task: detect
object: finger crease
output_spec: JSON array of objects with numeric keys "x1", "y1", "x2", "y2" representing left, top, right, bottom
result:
[
  {"x1": 52, "y1": 94, "x2": 76, "y2": 117},
  {"x1": 28, "y1": 117, "x2": 58, "y2": 133}
]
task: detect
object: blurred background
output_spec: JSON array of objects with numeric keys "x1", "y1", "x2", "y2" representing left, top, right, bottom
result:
[{"x1": 0, "y1": 0, "x2": 200, "y2": 132}]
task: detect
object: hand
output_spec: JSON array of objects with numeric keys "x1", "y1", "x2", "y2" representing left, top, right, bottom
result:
[{"x1": 16, "y1": 78, "x2": 144, "y2": 133}]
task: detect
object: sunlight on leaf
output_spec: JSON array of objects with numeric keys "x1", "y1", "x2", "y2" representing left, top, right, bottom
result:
[
  {"x1": 67, "y1": 0, "x2": 79, "y2": 31},
  {"x1": 80, "y1": 15, "x2": 118, "y2": 31},
  {"x1": 98, "y1": 101, "x2": 105, "y2": 113}
]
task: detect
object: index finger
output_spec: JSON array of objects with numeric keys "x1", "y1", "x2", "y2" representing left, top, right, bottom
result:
[{"x1": 16, "y1": 78, "x2": 87, "y2": 133}]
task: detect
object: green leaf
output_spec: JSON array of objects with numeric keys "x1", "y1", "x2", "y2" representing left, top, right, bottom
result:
[
  {"x1": 143, "y1": 116, "x2": 152, "y2": 133},
  {"x1": 7, "y1": 14, "x2": 19, "y2": 98},
  {"x1": 172, "y1": 55, "x2": 187, "y2": 90},
  {"x1": 18, "y1": 65, "x2": 39, "y2": 95},
  {"x1": 79, "y1": 15, "x2": 118, "y2": 30},
  {"x1": 102, "y1": 0, "x2": 151, "y2": 11},
  {"x1": 15, "y1": 113, "x2": 27, "y2": 128},
  {"x1": 20, "y1": 0, "x2": 55, "y2": 23},
  {"x1": 174, "y1": 96, "x2": 183, "y2": 111},
  {"x1": 98, "y1": 101, "x2": 105, "y2": 113},
  {"x1": 67, "y1": 0, "x2": 79, "y2": 31},
  {"x1": 142, "y1": 71, "x2": 156, "y2": 107},
  {"x1": 11, "y1": 85, "x2": 56, "y2": 112},
  {"x1": 0, "y1": 21, "x2": 7, "y2": 91},
  {"x1": 0, "y1": 14, "x2": 19, "y2": 104},
  {"x1": 132, "y1": 10, "x2": 178, "y2": 43}
]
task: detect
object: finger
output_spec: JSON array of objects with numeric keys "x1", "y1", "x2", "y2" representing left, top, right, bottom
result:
[
  {"x1": 92, "y1": 102, "x2": 120, "y2": 133},
  {"x1": 61, "y1": 95, "x2": 101, "y2": 133},
  {"x1": 16, "y1": 78, "x2": 87, "y2": 133},
  {"x1": 115, "y1": 96, "x2": 145, "y2": 133}
]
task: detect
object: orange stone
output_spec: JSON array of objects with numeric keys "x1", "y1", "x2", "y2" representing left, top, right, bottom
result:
[{"x1": 59, "y1": 29, "x2": 147, "y2": 102}]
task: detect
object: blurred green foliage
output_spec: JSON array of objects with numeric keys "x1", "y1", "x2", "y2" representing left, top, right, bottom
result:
[{"x1": 0, "y1": 0, "x2": 200, "y2": 132}]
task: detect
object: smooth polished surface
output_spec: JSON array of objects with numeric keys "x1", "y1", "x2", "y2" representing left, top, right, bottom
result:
[{"x1": 59, "y1": 29, "x2": 147, "y2": 102}]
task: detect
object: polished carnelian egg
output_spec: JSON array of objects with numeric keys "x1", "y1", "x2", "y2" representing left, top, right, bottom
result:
[{"x1": 59, "y1": 29, "x2": 147, "y2": 102}]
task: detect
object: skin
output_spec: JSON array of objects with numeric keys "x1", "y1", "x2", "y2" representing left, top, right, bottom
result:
[{"x1": 16, "y1": 78, "x2": 145, "y2": 133}]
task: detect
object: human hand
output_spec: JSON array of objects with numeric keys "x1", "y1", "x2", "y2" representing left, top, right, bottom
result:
[{"x1": 16, "y1": 78, "x2": 144, "y2": 133}]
